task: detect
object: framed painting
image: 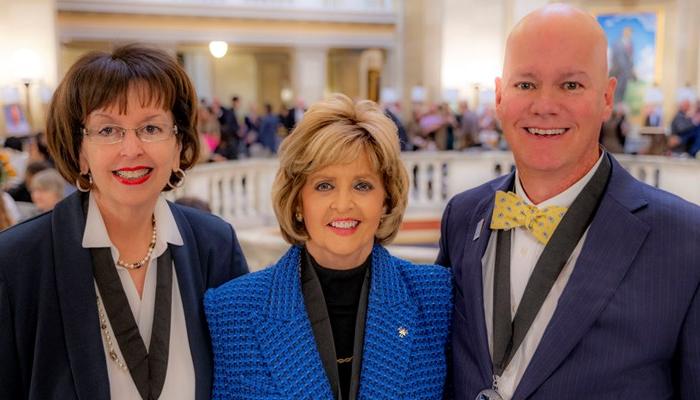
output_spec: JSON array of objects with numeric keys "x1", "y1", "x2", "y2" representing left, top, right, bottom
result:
[
  {"x1": 2, "y1": 103, "x2": 31, "y2": 136},
  {"x1": 594, "y1": 7, "x2": 665, "y2": 118}
]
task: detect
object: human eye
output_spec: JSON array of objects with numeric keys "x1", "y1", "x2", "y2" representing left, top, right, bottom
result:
[
  {"x1": 140, "y1": 124, "x2": 165, "y2": 137},
  {"x1": 514, "y1": 82, "x2": 536, "y2": 90},
  {"x1": 314, "y1": 181, "x2": 334, "y2": 192},
  {"x1": 97, "y1": 125, "x2": 121, "y2": 138},
  {"x1": 562, "y1": 81, "x2": 583, "y2": 91},
  {"x1": 354, "y1": 180, "x2": 374, "y2": 192}
]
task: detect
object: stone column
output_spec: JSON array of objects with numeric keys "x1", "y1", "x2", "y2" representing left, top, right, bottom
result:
[
  {"x1": 291, "y1": 46, "x2": 328, "y2": 104},
  {"x1": 182, "y1": 50, "x2": 214, "y2": 102},
  {"x1": 359, "y1": 49, "x2": 384, "y2": 101}
]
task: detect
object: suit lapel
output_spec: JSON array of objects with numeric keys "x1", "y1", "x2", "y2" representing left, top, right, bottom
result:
[
  {"x1": 254, "y1": 247, "x2": 334, "y2": 399},
  {"x1": 168, "y1": 205, "x2": 211, "y2": 400},
  {"x1": 459, "y1": 174, "x2": 515, "y2": 383},
  {"x1": 52, "y1": 193, "x2": 110, "y2": 399},
  {"x1": 513, "y1": 158, "x2": 649, "y2": 399},
  {"x1": 358, "y1": 246, "x2": 418, "y2": 398}
]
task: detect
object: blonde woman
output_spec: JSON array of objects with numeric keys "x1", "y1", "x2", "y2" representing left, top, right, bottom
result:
[{"x1": 205, "y1": 94, "x2": 452, "y2": 399}]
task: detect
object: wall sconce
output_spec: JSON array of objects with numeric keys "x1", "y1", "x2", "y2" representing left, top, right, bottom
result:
[{"x1": 209, "y1": 41, "x2": 228, "y2": 58}]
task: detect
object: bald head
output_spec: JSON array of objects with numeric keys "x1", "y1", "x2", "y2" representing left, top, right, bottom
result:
[
  {"x1": 504, "y1": 3, "x2": 609, "y2": 79},
  {"x1": 494, "y1": 3, "x2": 617, "y2": 202}
]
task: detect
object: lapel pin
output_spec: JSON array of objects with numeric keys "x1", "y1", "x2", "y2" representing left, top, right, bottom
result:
[{"x1": 398, "y1": 327, "x2": 408, "y2": 338}]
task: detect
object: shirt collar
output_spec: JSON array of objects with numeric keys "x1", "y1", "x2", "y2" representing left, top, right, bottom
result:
[
  {"x1": 82, "y1": 192, "x2": 184, "y2": 254},
  {"x1": 515, "y1": 151, "x2": 605, "y2": 209}
]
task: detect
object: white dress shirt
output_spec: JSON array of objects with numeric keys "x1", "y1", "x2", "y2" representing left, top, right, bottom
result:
[
  {"x1": 482, "y1": 154, "x2": 604, "y2": 399},
  {"x1": 82, "y1": 193, "x2": 195, "y2": 400}
]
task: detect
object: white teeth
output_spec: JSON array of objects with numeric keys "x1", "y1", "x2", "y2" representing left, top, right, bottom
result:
[
  {"x1": 330, "y1": 220, "x2": 359, "y2": 229},
  {"x1": 114, "y1": 169, "x2": 150, "y2": 179},
  {"x1": 527, "y1": 128, "x2": 566, "y2": 136}
]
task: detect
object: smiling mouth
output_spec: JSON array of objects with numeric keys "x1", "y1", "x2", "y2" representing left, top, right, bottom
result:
[
  {"x1": 526, "y1": 127, "x2": 568, "y2": 137},
  {"x1": 329, "y1": 220, "x2": 360, "y2": 229},
  {"x1": 113, "y1": 168, "x2": 153, "y2": 179}
]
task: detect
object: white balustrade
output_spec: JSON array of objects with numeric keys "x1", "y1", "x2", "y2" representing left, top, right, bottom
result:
[
  {"x1": 172, "y1": 151, "x2": 700, "y2": 228},
  {"x1": 169, "y1": 151, "x2": 699, "y2": 269}
]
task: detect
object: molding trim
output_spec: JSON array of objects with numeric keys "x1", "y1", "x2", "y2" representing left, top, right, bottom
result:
[{"x1": 57, "y1": 0, "x2": 397, "y2": 24}]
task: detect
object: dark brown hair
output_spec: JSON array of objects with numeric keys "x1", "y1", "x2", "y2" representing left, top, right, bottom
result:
[{"x1": 46, "y1": 43, "x2": 199, "y2": 190}]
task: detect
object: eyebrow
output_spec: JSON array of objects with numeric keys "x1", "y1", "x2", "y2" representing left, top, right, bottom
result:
[
  {"x1": 510, "y1": 70, "x2": 591, "y2": 81},
  {"x1": 90, "y1": 113, "x2": 169, "y2": 123},
  {"x1": 309, "y1": 173, "x2": 379, "y2": 181},
  {"x1": 559, "y1": 71, "x2": 591, "y2": 80}
]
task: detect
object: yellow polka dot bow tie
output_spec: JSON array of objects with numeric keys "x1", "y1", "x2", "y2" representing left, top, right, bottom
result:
[{"x1": 490, "y1": 190, "x2": 568, "y2": 245}]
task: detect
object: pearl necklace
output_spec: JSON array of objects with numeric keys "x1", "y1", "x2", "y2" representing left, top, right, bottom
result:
[{"x1": 116, "y1": 216, "x2": 157, "y2": 270}]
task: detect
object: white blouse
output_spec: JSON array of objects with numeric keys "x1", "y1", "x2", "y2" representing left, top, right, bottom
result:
[{"x1": 82, "y1": 193, "x2": 195, "y2": 400}]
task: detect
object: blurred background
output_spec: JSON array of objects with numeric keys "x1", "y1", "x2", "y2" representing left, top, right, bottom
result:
[{"x1": 1, "y1": 0, "x2": 699, "y2": 268}]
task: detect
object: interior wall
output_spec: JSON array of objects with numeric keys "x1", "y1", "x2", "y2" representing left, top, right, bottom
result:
[
  {"x1": 212, "y1": 50, "x2": 258, "y2": 109},
  {"x1": 255, "y1": 52, "x2": 290, "y2": 110},
  {"x1": 328, "y1": 49, "x2": 362, "y2": 99},
  {"x1": 441, "y1": 0, "x2": 507, "y2": 105}
]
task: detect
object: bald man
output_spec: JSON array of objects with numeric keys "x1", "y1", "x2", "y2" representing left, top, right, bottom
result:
[{"x1": 437, "y1": 4, "x2": 700, "y2": 399}]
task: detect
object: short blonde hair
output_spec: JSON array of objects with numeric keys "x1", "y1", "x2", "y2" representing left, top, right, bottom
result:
[{"x1": 272, "y1": 93, "x2": 408, "y2": 245}]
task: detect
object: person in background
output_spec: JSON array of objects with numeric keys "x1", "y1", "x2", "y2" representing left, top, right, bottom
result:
[
  {"x1": 383, "y1": 100, "x2": 411, "y2": 151},
  {"x1": 244, "y1": 104, "x2": 261, "y2": 155},
  {"x1": 258, "y1": 103, "x2": 281, "y2": 155},
  {"x1": 29, "y1": 168, "x2": 66, "y2": 212},
  {"x1": 669, "y1": 99, "x2": 700, "y2": 157},
  {"x1": 0, "y1": 150, "x2": 20, "y2": 230},
  {"x1": 205, "y1": 94, "x2": 452, "y2": 400},
  {"x1": 439, "y1": 4, "x2": 700, "y2": 398},
  {"x1": 457, "y1": 100, "x2": 480, "y2": 149},
  {"x1": 0, "y1": 44, "x2": 248, "y2": 400},
  {"x1": 284, "y1": 97, "x2": 306, "y2": 134},
  {"x1": 7, "y1": 160, "x2": 51, "y2": 203},
  {"x1": 212, "y1": 97, "x2": 239, "y2": 160},
  {"x1": 599, "y1": 103, "x2": 629, "y2": 153}
]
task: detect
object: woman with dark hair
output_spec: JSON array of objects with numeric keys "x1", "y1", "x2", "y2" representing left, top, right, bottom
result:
[{"x1": 0, "y1": 44, "x2": 248, "y2": 400}]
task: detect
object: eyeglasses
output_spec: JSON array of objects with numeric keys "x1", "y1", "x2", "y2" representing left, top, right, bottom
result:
[{"x1": 82, "y1": 123, "x2": 178, "y2": 145}]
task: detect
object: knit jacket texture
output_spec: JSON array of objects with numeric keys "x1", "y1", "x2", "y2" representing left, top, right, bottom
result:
[{"x1": 205, "y1": 244, "x2": 453, "y2": 399}]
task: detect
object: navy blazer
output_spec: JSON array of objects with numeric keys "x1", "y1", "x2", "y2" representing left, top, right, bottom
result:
[
  {"x1": 437, "y1": 154, "x2": 700, "y2": 399},
  {"x1": 0, "y1": 192, "x2": 248, "y2": 399}
]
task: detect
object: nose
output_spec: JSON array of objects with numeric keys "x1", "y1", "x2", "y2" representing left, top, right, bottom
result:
[
  {"x1": 330, "y1": 188, "x2": 354, "y2": 213},
  {"x1": 529, "y1": 87, "x2": 561, "y2": 117},
  {"x1": 119, "y1": 129, "x2": 144, "y2": 157}
]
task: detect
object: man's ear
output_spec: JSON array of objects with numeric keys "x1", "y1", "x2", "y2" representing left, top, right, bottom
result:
[{"x1": 602, "y1": 77, "x2": 617, "y2": 120}]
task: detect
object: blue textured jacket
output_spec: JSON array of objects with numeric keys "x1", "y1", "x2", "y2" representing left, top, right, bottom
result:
[{"x1": 205, "y1": 245, "x2": 452, "y2": 399}]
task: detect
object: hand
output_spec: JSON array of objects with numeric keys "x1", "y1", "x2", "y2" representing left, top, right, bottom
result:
[{"x1": 667, "y1": 135, "x2": 681, "y2": 148}]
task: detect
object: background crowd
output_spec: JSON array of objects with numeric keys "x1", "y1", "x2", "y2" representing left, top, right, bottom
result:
[{"x1": 2, "y1": 85, "x2": 700, "y2": 232}]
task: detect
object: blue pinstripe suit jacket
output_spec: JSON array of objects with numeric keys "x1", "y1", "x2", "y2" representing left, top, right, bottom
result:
[
  {"x1": 205, "y1": 245, "x2": 452, "y2": 399},
  {"x1": 438, "y1": 153, "x2": 700, "y2": 399}
]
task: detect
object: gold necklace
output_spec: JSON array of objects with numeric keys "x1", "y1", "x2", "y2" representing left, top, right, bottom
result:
[
  {"x1": 336, "y1": 356, "x2": 353, "y2": 364},
  {"x1": 116, "y1": 216, "x2": 156, "y2": 270}
]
